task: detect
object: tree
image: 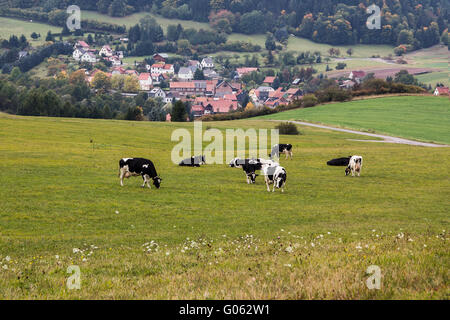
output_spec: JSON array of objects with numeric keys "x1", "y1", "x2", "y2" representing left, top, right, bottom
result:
[
  {"x1": 31, "y1": 32, "x2": 39, "y2": 40},
  {"x1": 123, "y1": 75, "x2": 140, "y2": 93},
  {"x1": 346, "y1": 48, "x2": 353, "y2": 56},
  {"x1": 194, "y1": 68, "x2": 205, "y2": 80},
  {"x1": 87, "y1": 34, "x2": 94, "y2": 45},
  {"x1": 125, "y1": 106, "x2": 145, "y2": 121},
  {"x1": 45, "y1": 31, "x2": 54, "y2": 42},
  {"x1": 171, "y1": 100, "x2": 187, "y2": 122},
  {"x1": 92, "y1": 71, "x2": 111, "y2": 92},
  {"x1": 69, "y1": 70, "x2": 86, "y2": 86},
  {"x1": 265, "y1": 33, "x2": 276, "y2": 51}
]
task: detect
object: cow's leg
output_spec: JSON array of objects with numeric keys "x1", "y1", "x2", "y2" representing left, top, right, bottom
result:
[
  {"x1": 141, "y1": 175, "x2": 146, "y2": 187},
  {"x1": 143, "y1": 175, "x2": 151, "y2": 188},
  {"x1": 119, "y1": 168, "x2": 125, "y2": 186},
  {"x1": 289, "y1": 151, "x2": 293, "y2": 159},
  {"x1": 265, "y1": 177, "x2": 270, "y2": 192}
]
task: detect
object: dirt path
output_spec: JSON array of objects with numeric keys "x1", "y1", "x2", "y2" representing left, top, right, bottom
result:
[{"x1": 273, "y1": 120, "x2": 449, "y2": 148}]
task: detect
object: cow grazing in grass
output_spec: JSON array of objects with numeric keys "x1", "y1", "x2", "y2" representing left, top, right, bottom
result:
[
  {"x1": 345, "y1": 155, "x2": 363, "y2": 177},
  {"x1": 261, "y1": 162, "x2": 286, "y2": 192},
  {"x1": 179, "y1": 155, "x2": 206, "y2": 167},
  {"x1": 327, "y1": 156, "x2": 351, "y2": 166},
  {"x1": 270, "y1": 144, "x2": 293, "y2": 159},
  {"x1": 229, "y1": 158, "x2": 277, "y2": 184},
  {"x1": 119, "y1": 158, "x2": 162, "y2": 188}
]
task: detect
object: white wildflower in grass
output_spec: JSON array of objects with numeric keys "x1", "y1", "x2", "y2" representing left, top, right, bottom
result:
[
  {"x1": 356, "y1": 244, "x2": 362, "y2": 250},
  {"x1": 5, "y1": 256, "x2": 11, "y2": 262},
  {"x1": 285, "y1": 246, "x2": 293, "y2": 253},
  {"x1": 2, "y1": 264, "x2": 8, "y2": 270},
  {"x1": 408, "y1": 238, "x2": 414, "y2": 242},
  {"x1": 327, "y1": 232, "x2": 331, "y2": 235},
  {"x1": 284, "y1": 264, "x2": 292, "y2": 268},
  {"x1": 73, "y1": 248, "x2": 80, "y2": 253},
  {"x1": 82, "y1": 258, "x2": 87, "y2": 262},
  {"x1": 181, "y1": 249, "x2": 185, "y2": 253},
  {"x1": 423, "y1": 244, "x2": 427, "y2": 247},
  {"x1": 372, "y1": 229, "x2": 376, "y2": 232},
  {"x1": 166, "y1": 251, "x2": 170, "y2": 256},
  {"x1": 310, "y1": 242, "x2": 315, "y2": 247},
  {"x1": 55, "y1": 255, "x2": 59, "y2": 259},
  {"x1": 397, "y1": 232, "x2": 404, "y2": 239},
  {"x1": 115, "y1": 210, "x2": 119, "y2": 214}
]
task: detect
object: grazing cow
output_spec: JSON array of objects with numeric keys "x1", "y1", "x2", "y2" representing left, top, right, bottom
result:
[
  {"x1": 119, "y1": 158, "x2": 162, "y2": 188},
  {"x1": 270, "y1": 144, "x2": 293, "y2": 159},
  {"x1": 229, "y1": 158, "x2": 277, "y2": 184},
  {"x1": 261, "y1": 162, "x2": 286, "y2": 192},
  {"x1": 345, "y1": 155, "x2": 363, "y2": 176},
  {"x1": 179, "y1": 155, "x2": 206, "y2": 167},
  {"x1": 327, "y1": 156, "x2": 351, "y2": 166}
]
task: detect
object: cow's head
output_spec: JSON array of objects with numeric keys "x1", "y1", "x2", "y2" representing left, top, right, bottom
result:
[
  {"x1": 152, "y1": 176, "x2": 162, "y2": 188},
  {"x1": 345, "y1": 166, "x2": 351, "y2": 176}
]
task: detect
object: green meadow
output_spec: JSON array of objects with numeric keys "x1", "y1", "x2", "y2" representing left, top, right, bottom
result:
[
  {"x1": 0, "y1": 108, "x2": 448, "y2": 299},
  {"x1": 259, "y1": 96, "x2": 450, "y2": 145},
  {"x1": 0, "y1": 17, "x2": 61, "y2": 46}
]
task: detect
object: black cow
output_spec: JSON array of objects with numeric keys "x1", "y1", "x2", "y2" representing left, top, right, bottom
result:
[
  {"x1": 327, "y1": 156, "x2": 351, "y2": 166},
  {"x1": 270, "y1": 144, "x2": 293, "y2": 159},
  {"x1": 119, "y1": 158, "x2": 162, "y2": 188},
  {"x1": 179, "y1": 155, "x2": 206, "y2": 167}
]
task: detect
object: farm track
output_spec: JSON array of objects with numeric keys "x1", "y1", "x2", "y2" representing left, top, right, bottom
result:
[{"x1": 270, "y1": 120, "x2": 449, "y2": 147}]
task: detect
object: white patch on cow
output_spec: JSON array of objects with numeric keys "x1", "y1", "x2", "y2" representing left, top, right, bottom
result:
[
  {"x1": 142, "y1": 164, "x2": 149, "y2": 168},
  {"x1": 348, "y1": 155, "x2": 363, "y2": 177},
  {"x1": 122, "y1": 158, "x2": 132, "y2": 162}
]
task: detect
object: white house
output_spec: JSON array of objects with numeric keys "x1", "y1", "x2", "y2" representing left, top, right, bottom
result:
[
  {"x1": 148, "y1": 87, "x2": 166, "y2": 99},
  {"x1": 109, "y1": 56, "x2": 122, "y2": 66},
  {"x1": 138, "y1": 73, "x2": 152, "y2": 90},
  {"x1": 80, "y1": 52, "x2": 96, "y2": 63},
  {"x1": 72, "y1": 48, "x2": 85, "y2": 61},
  {"x1": 201, "y1": 57, "x2": 214, "y2": 69},
  {"x1": 178, "y1": 67, "x2": 194, "y2": 80},
  {"x1": 99, "y1": 45, "x2": 113, "y2": 57}
]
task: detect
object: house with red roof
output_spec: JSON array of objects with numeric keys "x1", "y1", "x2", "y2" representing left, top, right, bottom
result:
[
  {"x1": 138, "y1": 73, "x2": 152, "y2": 90},
  {"x1": 349, "y1": 70, "x2": 366, "y2": 83},
  {"x1": 74, "y1": 40, "x2": 89, "y2": 50},
  {"x1": 236, "y1": 67, "x2": 258, "y2": 78},
  {"x1": 434, "y1": 86, "x2": 449, "y2": 96},
  {"x1": 263, "y1": 76, "x2": 276, "y2": 86}
]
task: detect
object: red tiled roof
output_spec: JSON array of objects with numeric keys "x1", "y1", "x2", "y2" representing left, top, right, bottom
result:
[
  {"x1": 236, "y1": 67, "x2": 258, "y2": 75},
  {"x1": 263, "y1": 76, "x2": 276, "y2": 84},
  {"x1": 224, "y1": 94, "x2": 237, "y2": 101},
  {"x1": 206, "y1": 100, "x2": 237, "y2": 113},
  {"x1": 436, "y1": 87, "x2": 449, "y2": 94},
  {"x1": 77, "y1": 41, "x2": 89, "y2": 47},
  {"x1": 170, "y1": 82, "x2": 196, "y2": 89},
  {"x1": 191, "y1": 104, "x2": 205, "y2": 112},
  {"x1": 351, "y1": 71, "x2": 366, "y2": 78},
  {"x1": 138, "y1": 73, "x2": 151, "y2": 80}
]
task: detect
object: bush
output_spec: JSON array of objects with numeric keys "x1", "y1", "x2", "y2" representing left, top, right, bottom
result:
[
  {"x1": 275, "y1": 122, "x2": 300, "y2": 135},
  {"x1": 302, "y1": 94, "x2": 319, "y2": 108}
]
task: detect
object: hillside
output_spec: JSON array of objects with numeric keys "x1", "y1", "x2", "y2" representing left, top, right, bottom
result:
[
  {"x1": 259, "y1": 96, "x2": 450, "y2": 144},
  {"x1": 0, "y1": 113, "x2": 448, "y2": 298}
]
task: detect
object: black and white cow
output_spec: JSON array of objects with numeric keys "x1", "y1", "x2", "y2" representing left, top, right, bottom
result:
[
  {"x1": 119, "y1": 158, "x2": 162, "y2": 188},
  {"x1": 179, "y1": 155, "x2": 206, "y2": 167},
  {"x1": 270, "y1": 144, "x2": 293, "y2": 159},
  {"x1": 261, "y1": 162, "x2": 286, "y2": 192},
  {"x1": 229, "y1": 158, "x2": 276, "y2": 184},
  {"x1": 345, "y1": 155, "x2": 363, "y2": 176}
]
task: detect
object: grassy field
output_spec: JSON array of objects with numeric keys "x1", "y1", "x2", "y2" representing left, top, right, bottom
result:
[
  {"x1": 0, "y1": 17, "x2": 61, "y2": 46},
  {"x1": 259, "y1": 96, "x2": 450, "y2": 145},
  {"x1": 0, "y1": 111, "x2": 448, "y2": 299}
]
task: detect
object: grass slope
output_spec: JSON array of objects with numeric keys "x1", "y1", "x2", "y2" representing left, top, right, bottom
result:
[
  {"x1": 0, "y1": 17, "x2": 61, "y2": 46},
  {"x1": 259, "y1": 96, "x2": 450, "y2": 144},
  {"x1": 0, "y1": 113, "x2": 448, "y2": 299}
]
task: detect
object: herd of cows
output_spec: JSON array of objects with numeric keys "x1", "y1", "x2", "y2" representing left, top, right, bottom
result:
[{"x1": 118, "y1": 144, "x2": 363, "y2": 193}]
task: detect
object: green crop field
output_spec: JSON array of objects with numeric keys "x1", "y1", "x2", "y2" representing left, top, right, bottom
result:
[
  {"x1": 259, "y1": 96, "x2": 450, "y2": 144},
  {"x1": 0, "y1": 17, "x2": 61, "y2": 46},
  {"x1": 0, "y1": 111, "x2": 448, "y2": 299}
]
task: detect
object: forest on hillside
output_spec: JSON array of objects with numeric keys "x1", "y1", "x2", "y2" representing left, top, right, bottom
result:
[{"x1": 2, "y1": 0, "x2": 448, "y2": 49}]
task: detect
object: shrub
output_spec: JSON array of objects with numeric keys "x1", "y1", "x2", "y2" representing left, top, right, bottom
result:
[
  {"x1": 276, "y1": 122, "x2": 300, "y2": 135},
  {"x1": 302, "y1": 94, "x2": 319, "y2": 108}
]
